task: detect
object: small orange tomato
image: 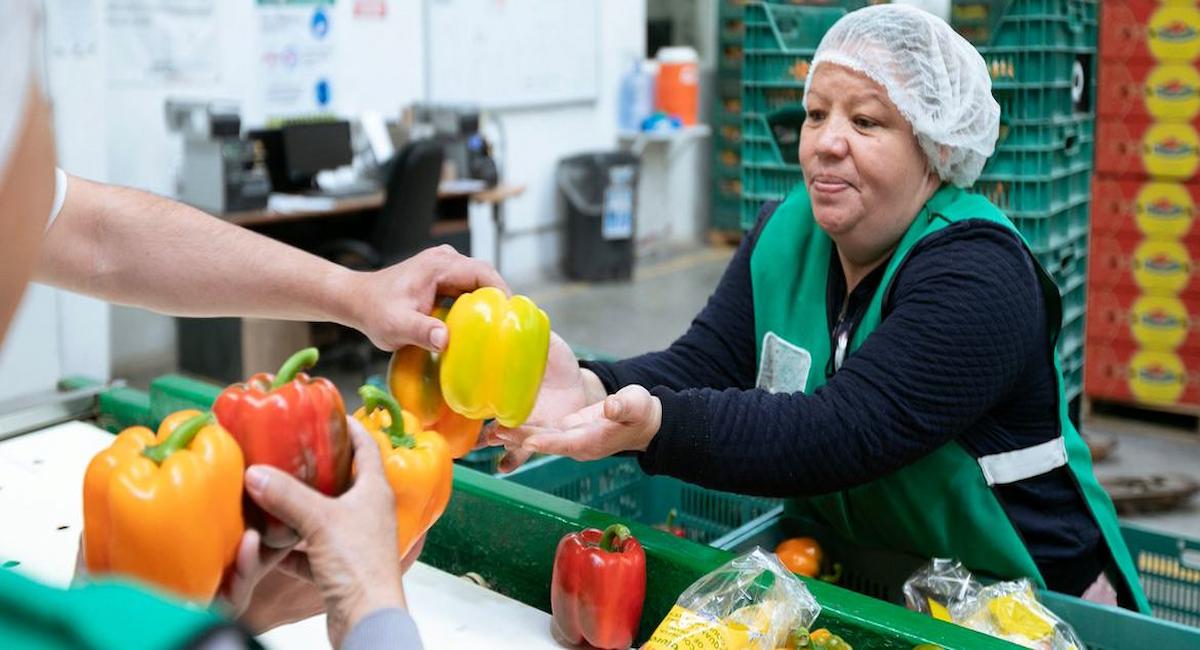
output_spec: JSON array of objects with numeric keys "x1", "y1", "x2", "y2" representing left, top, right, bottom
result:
[{"x1": 775, "y1": 537, "x2": 822, "y2": 577}]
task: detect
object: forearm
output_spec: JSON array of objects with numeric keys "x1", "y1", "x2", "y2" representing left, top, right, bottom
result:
[{"x1": 35, "y1": 175, "x2": 364, "y2": 327}]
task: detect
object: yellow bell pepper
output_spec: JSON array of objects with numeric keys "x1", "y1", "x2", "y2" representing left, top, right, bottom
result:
[
  {"x1": 82, "y1": 410, "x2": 244, "y2": 602},
  {"x1": 439, "y1": 287, "x2": 551, "y2": 427},
  {"x1": 353, "y1": 386, "x2": 453, "y2": 557}
]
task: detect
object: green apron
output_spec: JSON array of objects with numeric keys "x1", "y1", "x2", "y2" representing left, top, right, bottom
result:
[
  {"x1": 0, "y1": 568, "x2": 237, "y2": 650},
  {"x1": 749, "y1": 183, "x2": 1151, "y2": 613}
]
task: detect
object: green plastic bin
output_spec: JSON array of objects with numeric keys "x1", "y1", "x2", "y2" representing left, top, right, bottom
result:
[
  {"x1": 718, "y1": 511, "x2": 1200, "y2": 649},
  {"x1": 503, "y1": 455, "x2": 781, "y2": 545}
]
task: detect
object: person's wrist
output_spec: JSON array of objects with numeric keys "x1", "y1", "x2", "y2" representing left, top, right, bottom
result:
[
  {"x1": 340, "y1": 583, "x2": 406, "y2": 638},
  {"x1": 637, "y1": 395, "x2": 662, "y2": 452},
  {"x1": 324, "y1": 267, "x2": 369, "y2": 331}
]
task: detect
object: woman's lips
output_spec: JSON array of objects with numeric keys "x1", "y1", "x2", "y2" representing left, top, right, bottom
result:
[{"x1": 811, "y1": 175, "x2": 852, "y2": 194}]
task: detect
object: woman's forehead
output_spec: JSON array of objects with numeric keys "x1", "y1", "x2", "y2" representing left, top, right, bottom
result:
[{"x1": 808, "y1": 65, "x2": 890, "y2": 107}]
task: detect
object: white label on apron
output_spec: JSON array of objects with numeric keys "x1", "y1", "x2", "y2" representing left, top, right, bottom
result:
[{"x1": 756, "y1": 331, "x2": 811, "y2": 394}]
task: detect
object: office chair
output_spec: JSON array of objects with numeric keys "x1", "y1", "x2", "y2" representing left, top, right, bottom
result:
[
  {"x1": 319, "y1": 139, "x2": 445, "y2": 269},
  {"x1": 316, "y1": 139, "x2": 445, "y2": 370}
]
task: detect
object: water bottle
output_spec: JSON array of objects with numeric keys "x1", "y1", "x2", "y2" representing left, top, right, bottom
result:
[{"x1": 618, "y1": 58, "x2": 657, "y2": 132}]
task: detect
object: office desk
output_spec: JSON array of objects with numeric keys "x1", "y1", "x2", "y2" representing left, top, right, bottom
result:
[{"x1": 224, "y1": 182, "x2": 524, "y2": 257}]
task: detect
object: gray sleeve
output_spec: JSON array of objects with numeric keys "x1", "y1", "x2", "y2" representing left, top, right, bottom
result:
[{"x1": 341, "y1": 608, "x2": 423, "y2": 650}]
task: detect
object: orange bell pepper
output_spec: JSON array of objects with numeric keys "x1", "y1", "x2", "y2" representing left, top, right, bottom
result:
[
  {"x1": 353, "y1": 385, "x2": 453, "y2": 557},
  {"x1": 775, "y1": 537, "x2": 823, "y2": 578},
  {"x1": 82, "y1": 410, "x2": 244, "y2": 602},
  {"x1": 388, "y1": 306, "x2": 483, "y2": 459}
]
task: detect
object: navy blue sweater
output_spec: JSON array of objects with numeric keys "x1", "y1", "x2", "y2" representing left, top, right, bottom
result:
[{"x1": 584, "y1": 209, "x2": 1109, "y2": 597}]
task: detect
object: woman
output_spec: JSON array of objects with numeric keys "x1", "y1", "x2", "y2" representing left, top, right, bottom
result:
[{"x1": 496, "y1": 4, "x2": 1150, "y2": 612}]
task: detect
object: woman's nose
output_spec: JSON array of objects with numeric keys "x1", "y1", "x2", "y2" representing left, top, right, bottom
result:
[{"x1": 814, "y1": 120, "x2": 850, "y2": 158}]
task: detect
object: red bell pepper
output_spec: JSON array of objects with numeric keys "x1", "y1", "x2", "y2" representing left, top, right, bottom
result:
[
  {"x1": 551, "y1": 523, "x2": 646, "y2": 650},
  {"x1": 213, "y1": 347, "x2": 351, "y2": 547}
]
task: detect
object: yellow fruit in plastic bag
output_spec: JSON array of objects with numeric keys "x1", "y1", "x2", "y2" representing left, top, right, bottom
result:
[{"x1": 987, "y1": 594, "x2": 1054, "y2": 640}]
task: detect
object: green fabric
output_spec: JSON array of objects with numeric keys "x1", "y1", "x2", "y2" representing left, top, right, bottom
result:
[
  {"x1": 749, "y1": 183, "x2": 1151, "y2": 613},
  {"x1": 0, "y1": 569, "x2": 235, "y2": 650}
]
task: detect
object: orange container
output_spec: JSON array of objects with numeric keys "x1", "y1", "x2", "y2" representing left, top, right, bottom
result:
[{"x1": 655, "y1": 47, "x2": 699, "y2": 126}]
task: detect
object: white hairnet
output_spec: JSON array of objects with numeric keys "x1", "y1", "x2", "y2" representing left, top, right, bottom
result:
[{"x1": 803, "y1": 4, "x2": 1000, "y2": 188}]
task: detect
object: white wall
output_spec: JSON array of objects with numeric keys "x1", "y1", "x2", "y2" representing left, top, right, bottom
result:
[{"x1": 40, "y1": 0, "x2": 642, "y2": 378}]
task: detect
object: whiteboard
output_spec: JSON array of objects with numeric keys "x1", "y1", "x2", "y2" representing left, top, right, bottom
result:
[{"x1": 425, "y1": 0, "x2": 599, "y2": 109}]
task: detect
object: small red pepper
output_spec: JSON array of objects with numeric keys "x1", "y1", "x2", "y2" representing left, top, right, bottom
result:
[
  {"x1": 653, "y1": 509, "x2": 687, "y2": 538},
  {"x1": 551, "y1": 523, "x2": 646, "y2": 650},
  {"x1": 213, "y1": 347, "x2": 351, "y2": 547}
]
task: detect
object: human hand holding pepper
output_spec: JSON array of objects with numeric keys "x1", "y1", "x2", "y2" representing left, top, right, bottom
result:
[
  {"x1": 488, "y1": 332, "x2": 607, "y2": 471},
  {"x1": 349, "y1": 245, "x2": 508, "y2": 352},
  {"x1": 242, "y1": 417, "x2": 406, "y2": 648},
  {"x1": 494, "y1": 384, "x2": 660, "y2": 463}
]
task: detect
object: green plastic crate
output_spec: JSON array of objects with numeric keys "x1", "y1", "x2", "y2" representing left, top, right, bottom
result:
[
  {"x1": 503, "y1": 455, "x2": 781, "y2": 545},
  {"x1": 718, "y1": 511, "x2": 1200, "y2": 649},
  {"x1": 984, "y1": 119, "x2": 1094, "y2": 178},
  {"x1": 974, "y1": 164, "x2": 1092, "y2": 215},
  {"x1": 952, "y1": 0, "x2": 1096, "y2": 49}
]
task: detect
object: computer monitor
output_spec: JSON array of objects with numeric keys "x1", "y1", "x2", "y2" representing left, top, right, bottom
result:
[{"x1": 280, "y1": 120, "x2": 353, "y2": 189}]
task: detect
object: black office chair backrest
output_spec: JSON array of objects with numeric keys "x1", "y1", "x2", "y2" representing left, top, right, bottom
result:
[{"x1": 373, "y1": 139, "x2": 445, "y2": 262}]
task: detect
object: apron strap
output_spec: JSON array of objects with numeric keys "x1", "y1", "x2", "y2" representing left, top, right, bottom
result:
[{"x1": 977, "y1": 437, "x2": 1068, "y2": 486}]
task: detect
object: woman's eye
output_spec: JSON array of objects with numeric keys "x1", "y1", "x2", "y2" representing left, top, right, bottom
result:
[
  {"x1": 854, "y1": 117, "x2": 878, "y2": 128},
  {"x1": 806, "y1": 111, "x2": 826, "y2": 122}
]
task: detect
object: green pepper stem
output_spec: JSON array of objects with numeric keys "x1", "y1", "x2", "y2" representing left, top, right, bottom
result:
[
  {"x1": 598, "y1": 523, "x2": 632, "y2": 552},
  {"x1": 358, "y1": 385, "x2": 414, "y2": 449},
  {"x1": 271, "y1": 347, "x2": 319, "y2": 389},
  {"x1": 665, "y1": 509, "x2": 677, "y2": 529},
  {"x1": 142, "y1": 413, "x2": 212, "y2": 464}
]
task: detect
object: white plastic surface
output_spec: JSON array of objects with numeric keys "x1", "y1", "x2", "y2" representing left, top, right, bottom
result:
[{"x1": 0, "y1": 420, "x2": 560, "y2": 649}]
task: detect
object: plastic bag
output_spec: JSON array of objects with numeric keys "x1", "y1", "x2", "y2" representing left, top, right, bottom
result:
[
  {"x1": 903, "y1": 559, "x2": 1085, "y2": 650},
  {"x1": 643, "y1": 548, "x2": 822, "y2": 650}
]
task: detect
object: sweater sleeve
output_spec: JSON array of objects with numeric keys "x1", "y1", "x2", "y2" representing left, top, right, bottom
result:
[{"x1": 636, "y1": 222, "x2": 1046, "y2": 496}]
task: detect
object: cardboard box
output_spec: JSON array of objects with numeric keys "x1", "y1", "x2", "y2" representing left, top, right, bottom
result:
[
  {"x1": 1089, "y1": 232, "x2": 1200, "y2": 296},
  {"x1": 1087, "y1": 287, "x2": 1200, "y2": 354},
  {"x1": 1086, "y1": 338, "x2": 1200, "y2": 406},
  {"x1": 1096, "y1": 118, "x2": 1200, "y2": 180},
  {"x1": 1102, "y1": 0, "x2": 1200, "y2": 63},
  {"x1": 1091, "y1": 176, "x2": 1200, "y2": 244},
  {"x1": 1098, "y1": 60, "x2": 1200, "y2": 120}
]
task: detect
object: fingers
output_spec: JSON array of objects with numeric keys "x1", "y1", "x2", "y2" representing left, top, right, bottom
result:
[
  {"x1": 523, "y1": 425, "x2": 608, "y2": 461},
  {"x1": 498, "y1": 446, "x2": 536, "y2": 473},
  {"x1": 421, "y1": 245, "x2": 510, "y2": 296},
  {"x1": 389, "y1": 311, "x2": 448, "y2": 352},
  {"x1": 225, "y1": 529, "x2": 290, "y2": 614},
  {"x1": 346, "y1": 418, "x2": 386, "y2": 486},
  {"x1": 244, "y1": 465, "x2": 328, "y2": 541},
  {"x1": 605, "y1": 385, "x2": 654, "y2": 425},
  {"x1": 276, "y1": 551, "x2": 315, "y2": 583}
]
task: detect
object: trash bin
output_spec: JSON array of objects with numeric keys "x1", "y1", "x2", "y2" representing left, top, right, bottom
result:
[{"x1": 558, "y1": 152, "x2": 639, "y2": 281}]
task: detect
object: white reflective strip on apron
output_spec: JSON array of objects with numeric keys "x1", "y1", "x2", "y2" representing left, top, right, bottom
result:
[{"x1": 977, "y1": 437, "x2": 1068, "y2": 486}]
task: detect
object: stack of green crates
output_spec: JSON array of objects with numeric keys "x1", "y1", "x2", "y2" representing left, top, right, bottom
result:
[
  {"x1": 738, "y1": 0, "x2": 1095, "y2": 401},
  {"x1": 954, "y1": 0, "x2": 1098, "y2": 401},
  {"x1": 710, "y1": 0, "x2": 746, "y2": 234}
]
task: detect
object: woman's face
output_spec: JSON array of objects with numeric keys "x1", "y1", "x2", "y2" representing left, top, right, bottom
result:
[{"x1": 800, "y1": 64, "x2": 939, "y2": 264}]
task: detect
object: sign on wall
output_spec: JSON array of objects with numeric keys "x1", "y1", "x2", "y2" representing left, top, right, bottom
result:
[{"x1": 257, "y1": 0, "x2": 338, "y2": 120}]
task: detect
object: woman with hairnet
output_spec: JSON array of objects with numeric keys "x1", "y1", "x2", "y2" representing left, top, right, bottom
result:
[{"x1": 495, "y1": 4, "x2": 1150, "y2": 612}]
